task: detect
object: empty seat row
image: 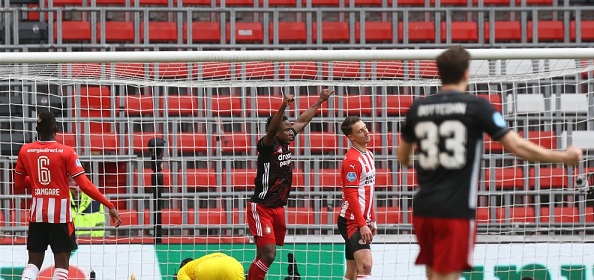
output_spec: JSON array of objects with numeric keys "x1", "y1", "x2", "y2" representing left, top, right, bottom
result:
[{"x1": 50, "y1": 20, "x2": 594, "y2": 44}]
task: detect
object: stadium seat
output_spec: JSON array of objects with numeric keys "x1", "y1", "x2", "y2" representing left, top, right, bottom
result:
[
  {"x1": 298, "y1": 94, "x2": 329, "y2": 115},
  {"x1": 226, "y1": 22, "x2": 264, "y2": 43},
  {"x1": 440, "y1": 22, "x2": 478, "y2": 42},
  {"x1": 127, "y1": 132, "x2": 163, "y2": 153},
  {"x1": 476, "y1": 207, "x2": 490, "y2": 224},
  {"x1": 293, "y1": 169, "x2": 307, "y2": 188},
  {"x1": 320, "y1": 206, "x2": 341, "y2": 225},
  {"x1": 484, "y1": 21, "x2": 522, "y2": 42},
  {"x1": 299, "y1": 132, "x2": 338, "y2": 153},
  {"x1": 230, "y1": 168, "x2": 256, "y2": 190},
  {"x1": 287, "y1": 207, "x2": 315, "y2": 224},
  {"x1": 98, "y1": 21, "x2": 135, "y2": 42},
  {"x1": 286, "y1": 62, "x2": 319, "y2": 79},
  {"x1": 398, "y1": 22, "x2": 435, "y2": 42},
  {"x1": 197, "y1": 208, "x2": 227, "y2": 225},
  {"x1": 558, "y1": 94, "x2": 589, "y2": 114},
  {"x1": 224, "y1": 0, "x2": 255, "y2": 6},
  {"x1": 395, "y1": 0, "x2": 424, "y2": 6},
  {"x1": 520, "y1": 131, "x2": 556, "y2": 150},
  {"x1": 484, "y1": 168, "x2": 524, "y2": 190},
  {"x1": 161, "y1": 209, "x2": 184, "y2": 225},
  {"x1": 232, "y1": 208, "x2": 247, "y2": 224},
  {"x1": 507, "y1": 94, "x2": 546, "y2": 114},
  {"x1": 326, "y1": 62, "x2": 362, "y2": 78},
  {"x1": 241, "y1": 62, "x2": 278, "y2": 79},
  {"x1": 312, "y1": 22, "x2": 350, "y2": 43},
  {"x1": 260, "y1": 0, "x2": 297, "y2": 5},
  {"x1": 539, "y1": 207, "x2": 591, "y2": 223},
  {"x1": 135, "y1": 168, "x2": 172, "y2": 187},
  {"x1": 376, "y1": 206, "x2": 408, "y2": 224},
  {"x1": 527, "y1": 21, "x2": 564, "y2": 42},
  {"x1": 345, "y1": 0, "x2": 384, "y2": 5},
  {"x1": 123, "y1": 95, "x2": 155, "y2": 115},
  {"x1": 138, "y1": 0, "x2": 168, "y2": 5},
  {"x1": 355, "y1": 22, "x2": 393, "y2": 43},
  {"x1": 184, "y1": 168, "x2": 219, "y2": 190},
  {"x1": 163, "y1": 95, "x2": 198, "y2": 116},
  {"x1": 95, "y1": 0, "x2": 126, "y2": 4},
  {"x1": 9, "y1": 210, "x2": 29, "y2": 227},
  {"x1": 413, "y1": 60, "x2": 439, "y2": 78},
  {"x1": 516, "y1": 0, "x2": 552, "y2": 5},
  {"x1": 528, "y1": 167, "x2": 567, "y2": 189},
  {"x1": 209, "y1": 95, "x2": 249, "y2": 116},
  {"x1": 80, "y1": 86, "x2": 111, "y2": 110},
  {"x1": 570, "y1": 21, "x2": 594, "y2": 42},
  {"x1": 477, "y1": 93, "x2": 503, "y2": 113},
  {"x1": 270, "y1": 22, "x2": 307, "y2": 43},
  {"x1": 175, "y1": 0, "x2": 212, "y2": 5},
  {"x1": 381, "y1": 95, "x2": 414, "y2": 115},
  {"x1": 398, "y1": 168, "x2": 418, "y2": 189},
  {"x1": 218, "y1": 133, "x2": 252, "y2": 154},
  {"x1": 369, "y1": 133, "x2": 395, "y2": 154},
  {"x1": 140, "y1": 22, "x2": 178, "y2": 43},
  {"x1": 174, "y1": 133, "x2": 209, "y2": 154},
  {"x1": 56, "y1": 133, "x2": 77, "y2": 147},
  {"x1": 89, "y1": 133, "x2": 120, "y2": 152},
  {"x1": 342, "y1": 94, "x2": 373, "y2": 115},
  {"x1": 302, "y1": 0, "x2": 339, "y2": 6},
  {"x1": 54, "y1": 21, "x2": 91, "y2": 42},
  {"x1": 484, "y1": 134, "x2": 504, "y2": 153},
  {"x1": 199, "y1": 62, "x2": 231, "y2": 79},
  {"x1": 495, "y1": 207, "x2": 535, "y2": 223},
  {"x1": 117, "y1": 210, "x2": 139, "y2": 227},
  {"x1": 255, "y1": 95, "x2": 284, "y2": 115},
  {"x1": 46, "y1": 0, "x2": 85, "y2": 5},
  {"x1": 318, "y1": 168, "x2": 341, "y2": 190},
  {"x1": 150, "y1": 63, "x2": 190, "y2": 79},
  {"x1": 367, "y1": 61, "x2": 404, "y2": 78},
  {"x1": 374, "y1": 168, "x2": 393, "y2": 189},
  {"x1": 561, "y1": 130, "x2": 594, "y2": 150},
  {"x1": 183, "y1": 22, "x2": 221, "y2": 43},
  {"x1": 114, "y1": 63, "x2": 146, "y2": 78}
]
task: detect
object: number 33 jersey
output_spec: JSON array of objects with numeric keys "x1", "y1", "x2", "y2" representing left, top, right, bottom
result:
[{"x1": 401, "y1": 91, "x2": 510, "y2": 219}]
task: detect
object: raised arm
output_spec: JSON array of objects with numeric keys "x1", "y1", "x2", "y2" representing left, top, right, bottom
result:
[
  {"x1": 499, "y1": 130, "x2": 582, "y2": 165},
  {"x1": 292, "y1": 89, "x2": 334, "y2": 134},
  {"x1": 262, "y1": 94, "x2": 294, "y2": 146}
]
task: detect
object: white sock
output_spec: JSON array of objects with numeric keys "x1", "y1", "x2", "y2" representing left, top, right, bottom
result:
[
  {"x1": 357, "y1": 275, "x2": 371, "y2": 280},
  {"x1": 52, "y1": 268, "x2": 69, "y2": 280},
  {"x1": 21, "y1": 264, "x2": 39, "y2": 280}
]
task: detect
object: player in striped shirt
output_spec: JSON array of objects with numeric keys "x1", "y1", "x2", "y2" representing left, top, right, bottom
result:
[
  {"x1": 14, "y1": 111, "x2": 121, "y2": 280},
  {"x1": 338, "y1": 116, "x2": 377, "y2": 280}
]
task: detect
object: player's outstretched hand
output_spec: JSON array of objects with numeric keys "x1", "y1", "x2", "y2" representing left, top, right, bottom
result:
[
  {"x1": 563, "y1": 146, "x2": 583, "y2": 166},
  {"x1": 109, "y1": 207, "x2": 122, "y2": 227},
  {"x1": 319, "y1": 89, "x2": 335, "y2": 102},
  {"x1": 283, "y1": 93, "x2": 295, "y2": 107},
  {"x1": 360, "y1": 225, "x2": 373, "y2": 244}
]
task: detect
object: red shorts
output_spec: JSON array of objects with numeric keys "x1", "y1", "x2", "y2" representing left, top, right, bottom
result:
[
  {"x1": 412, "y1": 216, "x2": 476, "y2": 274},
  {"x1": 247, "y1": 202, "x2": 286, "y2": 247}
]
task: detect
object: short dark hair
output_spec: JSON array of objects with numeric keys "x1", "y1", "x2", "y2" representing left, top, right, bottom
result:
[
  {"x1": 36, "y1": 111, "x2": 57, "y2": 136},
  {"x1": 436, "y1": 46, "x2": 471, "y2": 85},
  {"x1": 341, "y1": 116, "x2": 361, "y2": 136},
  {"x1": 266, "y1": 115, "x2": 288, "y2": 132},
  {"x1": 179, "y1": 257, "x2": 193, "y2": 269}
]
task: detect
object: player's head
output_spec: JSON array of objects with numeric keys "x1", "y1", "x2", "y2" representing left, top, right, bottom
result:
[
  {"x1": 341, "y1": 116, "x2": 369, "y2": 146},
  {"x1": 436, "y1": 46, "x2": 471, "y2": 86},
  {"x1": 36, "y1": 111, "x2": 58, "y2": 140},
  {"x1": 179, "y1": 257, "x2": 193, "y2": 269},
  {"x1": 266, "y1": 115, "x2": 294, "y2": 144}
]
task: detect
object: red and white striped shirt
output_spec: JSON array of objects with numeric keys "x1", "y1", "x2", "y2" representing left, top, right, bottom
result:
[
  {"x1": 14, "y1": 141, "x2": 85, "y2": 223},
  {"x1": 339, "y1": 147, "x2": 376, "y2": 225}
]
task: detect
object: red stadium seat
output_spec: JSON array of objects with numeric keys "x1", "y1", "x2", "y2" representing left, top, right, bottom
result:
[
  {"x1": 163, "y1": 95, "x2": 198, "y2": 116},
  {"x1": 527, "y1": 21, "x2": 564, "y2": 42},
  {"x1": 127, "y1": 132, "x2": 164, "y2": 153},
  {"x1": 516, "y1": 0, "x2": 552, "y2": 5},
  {"x1": 138, "y1": 0, "x2": 169, "y2": 4},
  {"x1": 185, "y1": 168, "x2": 219, "y2": 190},
  {"x1": 56, "y1": 133, "x2": 77, "y2": 147},
  {"x1": 255, "y1": 95, "x2": 283, "y2": 115},
  {"x1": 320, "y1": 206, "x2": 341, "y2": 225},
  {"x1": 270, "y1": 22, "x2": 307, "y2": 43},
  {"x1": 367, "y1": 61, "x2": 404, "y2": 78},
  {"x1": 225, "y1": 0, "x2": 255, "y2": 5},
  {"x1": 476, "y1": 207, "x2": 490, "y2": 224},
  {"x1": 376, "y1": 206, "x2": 401, "y2": 224},
  {"x1": 570, "y1": 21, "x2": 594, "y2": 42},
  {"x1": 539, "y1": 207, "x2": 590, "y2": 223},
  {"x1": 303, "y1": 0, "x2": 339, "y2": 6},
  {"x1": 398, "y1": 168, "x2": 418, "y2": 189},
  {"x1": 355, "y1": 22, "x2": 393, "y2": 43},
  {"x1": 345, "y1": 0, "x2": 384, "y2": 5},
  {"x1": 200, "y1": 62, "x2": 232, "y2": 79},
  {"x1": 46, "y1": 0, "x2": 85, "y2": 5},
  {"x1": 150, "y1": 63, "x2": 190, "y2": 79},
  {"x1": 287, "y1": 207, "x2": 315, "y2": 224},
  {"x1": 495, "y1": 207, "x2": 535, "y2": 223},
  {"x1": 226, "y1": 22, "x2": 264, "y2": 43},
  {"x1": 117, "y1": 210, "x2": 139, "y2": 226},
  {"x1": 342, "y1": 94, "x2": 373, "y2": 115},
  {"x1": 529, "y1": 167, "x2": 567, "y2": 189},
  {"x1": 318, "y1": 168, "x2": 341, "y2": 190},
  {"x1": 98, "y1": 22, "x2": 135, "y2": 42},
  {"x1": 134, "y1": 168, "x2": 172, "y2": 187},
  {"x1": 293, "y1": 169, "x2": 307, "y2": 188},
  {"x1": 395, "y1": 0, "x2": 424, "y2": 6},
  {"x1": 439, "y1": 0, "x2": 468, "y2": 5},
  {"x1": 140, "y1": 22, "x2": 178, "y2": 43},
  {"x1": 218, "y1": 133, "x2": 252, "y2": 153},
  {"x1": 484, "y1": 168, "x2": 524, "y2": 190},
  {"x1": 326, "y1": 62, "x2": 362, "y2": 78},
  {"x1": 197, "y1": 208, "x2": 227, "y2": 225},
  {"x1": 9, "y1": 210, "x2": 30, "y2": 227},
  {"x1": 440, "y1": 22, "x2": 478, "y2": 42},
  {"x1": 161, "y1": 209, "x2": 183, "y2": 225},
  {"x1": 230, "y1": 168, "x2": 256, "y2": 190},
  {"x1": 80, "y1": 109, "x2": 112, "y2": 134},
  {"x1": 413, "y1": 60, "x2": 439, "y2": 78},
  {"x1": 477, "y1": 93, "x2": 503, "y2": 113},
  {"x1": 369, "y1": 133, "x2": 395, "y2": 154},
  {"x1": 241, "y1": 62, "x2": 278, "y2": 79},
  {"x1": 298, "y1": 94, "x2": 329, "y2": 114},
  {"x1": 381, "y1": 95, "x2": 414, "y2": 115},
  {"x1": 260, "y1": 0, "x2": 297, "y2": 5},
  {"x1": 80, "y1": 86, "x2": 110, "y2": 109},
  {"x1": 286, "y1": 62, "x2": 319, "y2": 79},
  {"x1": 474, "y1": 0, "x2": 511, "y2": 5},
  {"x1": 95, "y1": 0, "x2": 125, "y2": 4},
  {"x1": 312, "y1": 22, "x2": 350, "y2": 43},
  {"x1": 209, "y1": 95, "x2": 249, "y2": 116},
  {"x1": 484, "y1": 134, "x2": 504, "y2": 153},
  {"x1": 55, "y1": 21, "x2": 91, "y2": 42},
  {"x1": 183, "y1": 22, "x2": 221, "y2": 43},
  {"x1": 89, "y1": 133, "x2": 120, "y2": 152},
  {"x1": 123, "y1": 95, "x2": 155, "y2": 115},
  {"x1": 113, "y1": 63, "x2": 146, "y2": 78},
  {"x1": 232, "y1": 208, "x2": 247, "y2": 224},
  {"x1": 175, "y1": 0, "x2": 212, "y2": 5},
  {"x1": 520, "y1": 131, "x2": 556, "y2": 150},
  {"x1": 299, "y1": 132, "x2": 338, "y2": 153},
  {"x1": 398, "y1": 22, "x2": 435, "y2": 42},
  {"x1": 484, "y1": 21, "x2": 522, "y2": 42},
  {"x1": 374, "y1": 168, "x2": 393, "y2": 189},
  {"x1": 174, "y1": 133, "x2": 209, "y2": 153}
]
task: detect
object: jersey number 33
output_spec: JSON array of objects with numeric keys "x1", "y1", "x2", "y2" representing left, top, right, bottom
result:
[{"x1": 415, "y1": 120, "x2": 467, "y2": 170}]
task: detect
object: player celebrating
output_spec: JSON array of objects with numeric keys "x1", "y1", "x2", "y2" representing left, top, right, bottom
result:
[
  {"x1": 246, "y1": 89, "x2": 334, "y2": 280},
  {"x1": 14, "y1": 111, "x2": 122, "y2": 280},
  {"x1": 176, "y1": 253, "x2": 245, "y2": 280},
  {"x1": 397, "y1": 46, "x2": 582, "y2": 280},
  {"x1": 338, "y1": 116, "x2": 376, "y2": 280}
]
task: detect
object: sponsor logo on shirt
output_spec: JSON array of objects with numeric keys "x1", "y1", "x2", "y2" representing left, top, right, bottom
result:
[
  {"x1": 492, "y1": 112, "x2": 507, "y2": 128},
  {"x1": 27, "y1": 148, "x2": 64, "y2": 153},
  {"x1": 278, "y1": 152, "x2": 292, "y2": 167},
  {"x1": 347, "y1": 172, "x2": 357, "y2": 182},
  {"x1": 76, "y1": 159, "x2": 82, "y2": 167}
]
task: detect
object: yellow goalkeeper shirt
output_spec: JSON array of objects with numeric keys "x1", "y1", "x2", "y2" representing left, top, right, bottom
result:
[{"x1": 177, "y1": 253, "x2": 245, "y2": 280}]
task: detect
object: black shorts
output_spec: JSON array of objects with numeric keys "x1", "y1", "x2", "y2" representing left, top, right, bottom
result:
[
  {"x1": 337, "y1": 216, "x2": 370, "y2": 260},
  {"x1": 27, "y1": 222, "x2": 78, "y2": 253}
]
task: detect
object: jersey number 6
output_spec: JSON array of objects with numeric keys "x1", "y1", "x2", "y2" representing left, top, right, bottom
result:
[{"x1": 415, "y1": 120, "x2": 467, "y2": 170}]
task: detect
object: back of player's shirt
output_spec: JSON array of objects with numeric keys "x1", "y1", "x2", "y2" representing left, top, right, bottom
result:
[
  {"x1": 250, "y1": 135, "x2": 294, "y2": 208},
  {"x1": 401, "y1": 91, "x2": 510, "y2": 219},
  {"x1": 14, "y1": 141, "x2": 85, "y2": 223},
  {"x1": 339, "y1": 147, "x2": 376, "y2": 223}
]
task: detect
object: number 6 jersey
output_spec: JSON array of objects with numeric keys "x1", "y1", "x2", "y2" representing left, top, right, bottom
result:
[{"x1": 401, "y1": 91, "x2": 510, "y2": 219}]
